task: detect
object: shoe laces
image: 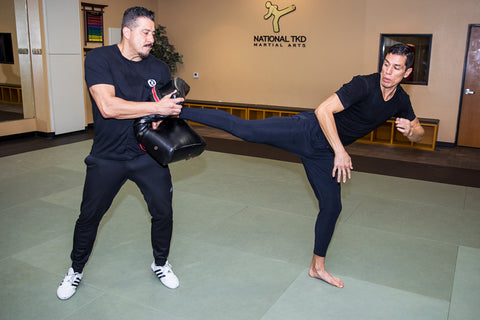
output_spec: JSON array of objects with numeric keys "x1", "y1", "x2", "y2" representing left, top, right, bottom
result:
[
  {"x1": 62, "y1": 271, "x2": 81, "y2": 285},
  {"x1": 163, "y1": 262, "x2": 173, "y2": 273}
]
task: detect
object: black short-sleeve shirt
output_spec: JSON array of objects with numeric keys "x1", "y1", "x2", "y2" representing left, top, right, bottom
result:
[
  {"x1": 85, "y1": 45, "x2": 171, "y2": 160},
  {"x1": 334, "y1": 73, "x2": 416, "y2": 146}
]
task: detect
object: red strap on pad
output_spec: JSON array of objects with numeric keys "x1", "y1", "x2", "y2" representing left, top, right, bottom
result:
[{"x1": 151, "y1": 87, "x2": 160, "y2": 102}]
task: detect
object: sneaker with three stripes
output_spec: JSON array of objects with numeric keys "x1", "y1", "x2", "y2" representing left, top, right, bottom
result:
[
  {"x1": 56, "y1": 267, "x2": 83, "y2": 300},
  {"x1": 151, "y1": 261, "x2": 179, "y2": 289}
]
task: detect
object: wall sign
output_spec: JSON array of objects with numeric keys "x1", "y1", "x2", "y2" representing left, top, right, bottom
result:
[{"x1": 254, "y1": 2, "x2": 307, "y2": 48}]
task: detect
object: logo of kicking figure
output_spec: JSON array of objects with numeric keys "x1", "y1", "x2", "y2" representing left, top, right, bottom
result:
[{"x1": 264, "y1": 1, "x2": 296, "y2": 33}]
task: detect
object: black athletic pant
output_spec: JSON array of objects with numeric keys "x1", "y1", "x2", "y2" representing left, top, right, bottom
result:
[
  {"x1": 180, "y1": 108, "x2": 342, "y2": 257},
  {"x1": 71, "y1": 153, "x2": 173, "y2": 273}
]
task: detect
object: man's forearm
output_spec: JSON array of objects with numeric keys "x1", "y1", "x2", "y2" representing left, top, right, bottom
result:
[
  {"x1": 317, "y1": 110, "x2": 345, "y2": 154},
  {"x1": 89, "y1": 84, "x2": 183, "y2": 120}
]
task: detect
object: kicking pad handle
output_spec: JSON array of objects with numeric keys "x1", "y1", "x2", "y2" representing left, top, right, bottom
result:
[{"x1": 134, "y1": 78, "x2": 206, "y2": 166}]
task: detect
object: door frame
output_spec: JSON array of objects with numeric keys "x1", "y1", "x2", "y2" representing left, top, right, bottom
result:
[{"x1": 456, "y1": 24, "x2": 480, "y2": 146}]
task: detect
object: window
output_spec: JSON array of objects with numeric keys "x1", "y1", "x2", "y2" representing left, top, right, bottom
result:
[{"x1": 379, "y1": 34, "x2": 432, "y2": 85}]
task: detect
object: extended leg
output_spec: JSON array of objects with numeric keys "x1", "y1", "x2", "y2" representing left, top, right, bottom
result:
[{"x1": 181, "y1": 107, "x2": 317, "y2": 157}]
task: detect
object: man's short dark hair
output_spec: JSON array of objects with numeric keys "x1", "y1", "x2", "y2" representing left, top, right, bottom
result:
[
  {"x1": 386, "y1": 43, "x2": 414, "y2": 70},
  {"x1": 121, "y1": 7, "x2": 155, "y2": 36}
]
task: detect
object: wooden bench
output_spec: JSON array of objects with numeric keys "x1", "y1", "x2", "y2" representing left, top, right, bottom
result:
[{"x1": 0, "y1": 83, "x2": 22, "y2": 104}]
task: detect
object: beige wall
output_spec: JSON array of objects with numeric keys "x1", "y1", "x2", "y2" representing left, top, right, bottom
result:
[
  {"x1": 155, "y1": 0, "x2": 480, "y2": 143},
  {"x1": 157, "y1": 0, "x2": 367, "y2": 107}
]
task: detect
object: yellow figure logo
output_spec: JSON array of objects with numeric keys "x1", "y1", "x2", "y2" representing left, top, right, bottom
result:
[{"x1": 264, "y1": 1, "x2": 296, "y2": 33}]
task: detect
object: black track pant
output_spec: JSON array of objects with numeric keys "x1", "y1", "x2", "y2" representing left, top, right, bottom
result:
[
  {"x1": 71, "y1": 153, "x2": 173, "y2": 273},
  {"x1": 181, "y1": 108, "x2": 341, "y2": 257}
]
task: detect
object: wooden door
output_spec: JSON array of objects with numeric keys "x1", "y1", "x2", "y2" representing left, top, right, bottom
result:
[{"x1": 457, "y1": 25, "x2": 480, "y2": 148}]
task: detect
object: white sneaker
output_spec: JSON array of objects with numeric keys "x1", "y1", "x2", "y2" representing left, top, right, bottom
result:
[
  {"x1": 151, "y1": 261, "x2": 179, "y2": 289},
  {"x1": 56, "y1": 267, "x2": 83, "y2": 300}
]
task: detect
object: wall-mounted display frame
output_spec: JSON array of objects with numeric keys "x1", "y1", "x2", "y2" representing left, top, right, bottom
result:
[
  {"x1": 81, "y1": 2, "x2": 108, "y2": 46},
  {"x1": 379, "y1": 34, "x2": 433, "y2": 85}
]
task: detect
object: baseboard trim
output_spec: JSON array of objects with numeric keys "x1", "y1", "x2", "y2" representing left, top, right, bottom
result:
[
  {"x1": 436, "y1": 141, "x2": 456, "y2": 148},
  {"x1": 0, "y1": 127, "x2": 93, "y2": 142}
]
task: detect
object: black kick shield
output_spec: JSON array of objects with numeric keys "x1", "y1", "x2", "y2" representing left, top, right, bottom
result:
[{"x1": 133, "y1": 77, "x2": 206, "y2": 166}]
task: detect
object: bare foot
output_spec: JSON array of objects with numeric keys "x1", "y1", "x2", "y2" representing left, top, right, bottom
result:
[
  {"x1": 308, "y1": 267, "x2": 344, "y2": 288},
  {"x1": 308, "y1": 254, "x2": 344, "y2": 288}
]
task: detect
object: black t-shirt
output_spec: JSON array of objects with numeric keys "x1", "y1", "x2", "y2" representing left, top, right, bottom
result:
[
  {"x1": 85, "y1": 45, "x2": 171, "y2": 160},
  {"x1": 334, "y1": 73, "x2": 416, "y2": 146}
]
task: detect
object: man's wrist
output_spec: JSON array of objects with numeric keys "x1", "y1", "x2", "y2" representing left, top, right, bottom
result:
[{"x1": 407, "y1": 122, "x2": 415, "y2": 137}]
